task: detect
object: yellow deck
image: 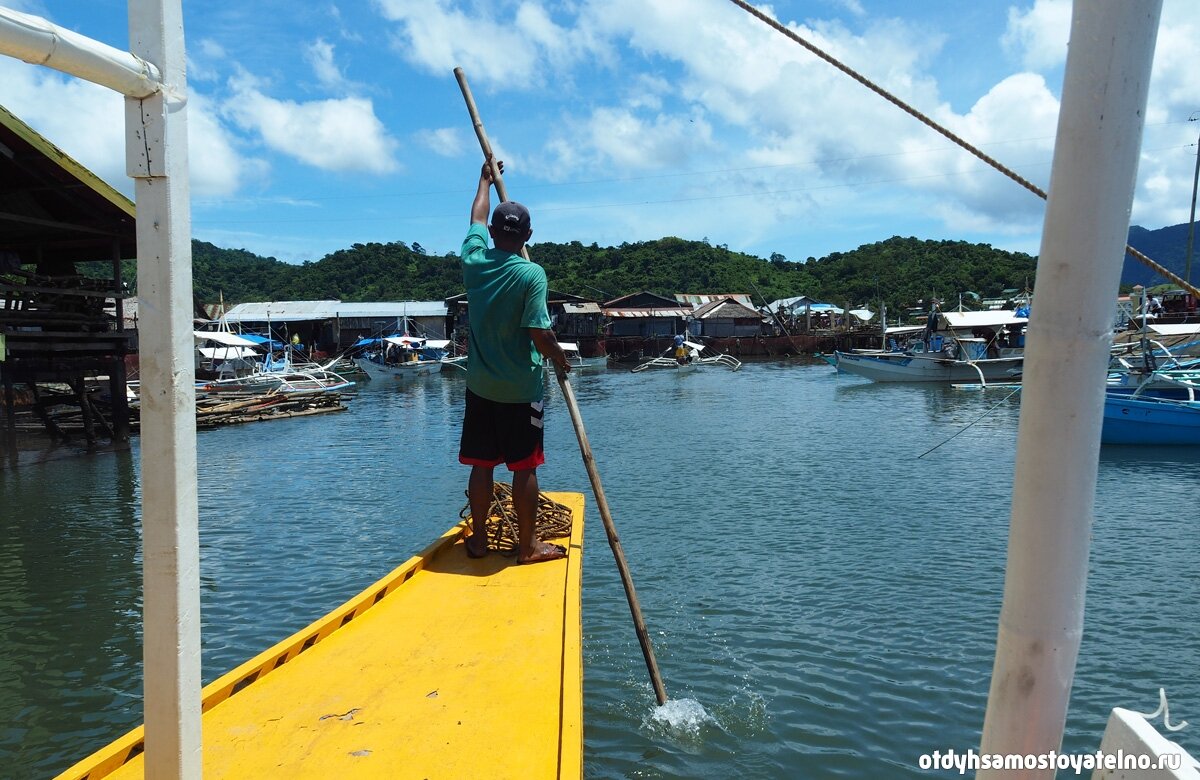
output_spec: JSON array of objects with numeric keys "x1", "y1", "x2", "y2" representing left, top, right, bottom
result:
[{"x1": 57, "y1": 492, "x2": 585, "y2": 780}]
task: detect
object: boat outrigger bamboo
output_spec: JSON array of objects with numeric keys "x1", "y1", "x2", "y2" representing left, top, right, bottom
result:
[{"x1": 56, "y1": 494, "x2": 586, "y2": 780}]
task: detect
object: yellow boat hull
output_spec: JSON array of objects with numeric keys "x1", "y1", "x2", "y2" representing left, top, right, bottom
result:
[{"x1": 56, "y1": 492, "x2": 585, "y2": 780}]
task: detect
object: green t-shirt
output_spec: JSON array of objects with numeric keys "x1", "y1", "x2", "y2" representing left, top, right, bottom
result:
[{"x1": 460, "y1": 223, "x2": 552, "y2": 403}]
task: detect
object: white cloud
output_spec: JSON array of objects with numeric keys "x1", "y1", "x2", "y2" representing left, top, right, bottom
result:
[
  {"x1": 374, "y1": 0, "x2": 609, "y2": 88},
  {"x1": 189, "y1": 39, "x2": 227, "y2": 83},
  {"x1": 1001, "y1": 0, "x2": 1070, "y2": 72},
  {"x1": 0, "y1": 56, "x2": 263, "y2": 200},
  {"x1": 186, "y1": 93, "x2": 263, "y2": 197},
  {"x1": 415, "y1": 127, "x2": 465, "y2": 157},
  {"x1": 304, "y1": 38, "x2": 367, "y2": 93},
  {"x1": 0, "y1": 58, "x2": 130, "y2": 194},
  {"x1": 830, "y1": 0, "x2": 866, "y2": 18},
  {"x1": 1130, "y1": 0, "x2": 1200, "y2": 229},
  {"x1": 224, "y1": 71, "x2": 400, "y2": 174},
  {"x1": 539, "y1": 106, "x2": 715, "y2": 177},
  {"x1": 306, "y1": 39, "x2": 345, "y2": 90}
]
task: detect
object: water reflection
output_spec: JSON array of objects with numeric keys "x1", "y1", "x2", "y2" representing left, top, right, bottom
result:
[
  {"x1": 3, "y1": 364, "x2": 1198, "y2": 779},
  {"x1": 0, "y1": 452, "x2": 143, "y2": 776}
]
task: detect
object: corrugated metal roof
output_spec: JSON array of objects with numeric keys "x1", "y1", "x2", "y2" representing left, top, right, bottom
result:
[
  {"x1": 330, "y1": 301, "x2": 447, "y2": 318},
  {"x1": 692, "y1": 299, "x2": 761, "y2": 319},
  {"x1": 603, "y1": 308, "x2": 692, "y2": 318},
  {"x1": 675, "y1": 293, "x2": 754, "y2": 307},
  {"x1": 223, "y1": 301, "x2": 339, "y2": 321},
  {"x1": 222, "y1": 300, "x2": 447, "y2": 322},
  {"x1": 562, "y1": 302, "x2": 601, "y2": 314}
]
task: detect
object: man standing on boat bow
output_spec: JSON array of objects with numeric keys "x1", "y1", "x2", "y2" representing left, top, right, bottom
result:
[{"x1": 459, "y1": 159, "x2": 571, "y2": 564}]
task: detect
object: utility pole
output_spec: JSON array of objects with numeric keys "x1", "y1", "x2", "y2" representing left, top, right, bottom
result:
[{"x1": 1186, "y1": 111, "x2": 1200, "y2": 285}]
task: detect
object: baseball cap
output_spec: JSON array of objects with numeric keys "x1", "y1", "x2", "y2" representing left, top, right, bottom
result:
[{"x1": 491, "y1": 201, "x2": 531, "y2": 235}]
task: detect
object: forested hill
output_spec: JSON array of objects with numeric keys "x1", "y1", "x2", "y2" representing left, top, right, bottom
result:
[{"x1": 186, "y1": 235, "x2": 1038, "y2": 312}]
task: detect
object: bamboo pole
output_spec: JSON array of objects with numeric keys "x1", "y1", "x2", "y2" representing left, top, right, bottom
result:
[{"x1": 454, "y1": 66, "x2": 669, "y2": 706}]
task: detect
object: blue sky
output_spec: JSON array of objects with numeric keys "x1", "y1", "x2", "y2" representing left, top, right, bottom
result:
[{"x1": 2, "y1": 0, "x2": 1197, "y2": 266}]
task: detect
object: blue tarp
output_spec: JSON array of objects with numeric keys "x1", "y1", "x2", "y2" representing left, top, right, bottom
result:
[
  {"x1": 352, "y1": 333, "x2": 406, "y2": 348},
  {"x1": 238, "y1": 333, "x2": 287, "y2": 349}
]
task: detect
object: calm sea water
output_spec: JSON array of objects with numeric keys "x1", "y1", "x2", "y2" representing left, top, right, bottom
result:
[{"x1": 2, "y1": 361, "x2": 1198, "y2": 778}]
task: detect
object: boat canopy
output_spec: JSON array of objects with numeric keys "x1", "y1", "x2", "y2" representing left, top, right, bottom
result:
[
  {"x1": 384, "y1": 336, "x2": 424, "y2": 347},
  {"x1": 559, "y1": 342, "x2": 580, "y2": 352},
  {"x1": 885, "y1": 325, "x2": 926, "y2": 335},
  {"x1": 237, "y1": 333, "x2": 287, "y2": 349},
  {"x1": 683, "y1": 341, "x2": 705, "y2": 351},
  {"x1": 197, "y1": 346, "x2": 257, "y2": 359},
  {"x1": 939, "y1": 310, "x2": 1028, "y2": 330},
  {"x1": 193, "y1": 330, "x2": 259, "y2": 347},
  {"x1": 1148, "y1": 323, "x2": 1200, "y2": 336},
  {"x1": 423, "y1": 339, "x2": 451, "y2": 349}
]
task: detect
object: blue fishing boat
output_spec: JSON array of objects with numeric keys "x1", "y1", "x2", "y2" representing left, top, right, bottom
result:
[{"x1": 1102, "y1": 392, "x2": 1200, "y2": 445}]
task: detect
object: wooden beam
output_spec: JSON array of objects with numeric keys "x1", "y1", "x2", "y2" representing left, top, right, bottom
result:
[{"x1": 0, "y1": 209, "x2": 124, "y2": 235}]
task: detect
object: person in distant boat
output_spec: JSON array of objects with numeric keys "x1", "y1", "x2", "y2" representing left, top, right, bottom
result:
[
  {"x1": 672, "y1": 334, "x2": 690, "y2": 364},
  {"x1": 459, "y1": 158, "x2": 571, "y2": 565}
]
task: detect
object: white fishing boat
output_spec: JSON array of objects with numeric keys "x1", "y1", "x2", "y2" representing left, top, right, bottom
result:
[
  {"x1": 835, "y1": 309, "x2": 1026, "y2": 384},
  {"x1": 355, "y1": 336, "x2": 450, "y2": 380},
  {"x1": 835, "y1": 344, "x2": 1023, "y2": 383}
]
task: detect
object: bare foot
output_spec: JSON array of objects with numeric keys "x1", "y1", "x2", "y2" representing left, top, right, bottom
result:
[
  {"x1": 464, "y1": 535, "x2": 489, "y2": 559},
  {"x1": 517, "y1": 541, "x2": 567, "y2": 565}
]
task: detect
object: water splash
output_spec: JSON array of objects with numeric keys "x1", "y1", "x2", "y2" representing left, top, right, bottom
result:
[{"x1": 644, "y1": 697, "x2": 717, "y2": 742}]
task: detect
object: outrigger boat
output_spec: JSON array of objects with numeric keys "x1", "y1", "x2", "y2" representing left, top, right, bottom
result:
[
  {"x1": 198, "y1": 369, "x2": 355, "y2": 396},
  {"x1": 55, "y1": 494, "x2": 585, "y2": 780},
  {"x1": 631, "y1": 340, "x2": 741, "y2": 373}
]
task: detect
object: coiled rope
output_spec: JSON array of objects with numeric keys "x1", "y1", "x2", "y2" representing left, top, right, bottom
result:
[
  {"x1": 726, "y1": 0, "x2": 1200, "y2": 300},
  {"x1": 459, "y1": 482, "x2": 574, "y2": 555}
]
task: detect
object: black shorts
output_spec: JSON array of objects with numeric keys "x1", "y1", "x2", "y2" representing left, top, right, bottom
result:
[{"x1": 458, "y1": 389, "x2": 545, "y2": 471}]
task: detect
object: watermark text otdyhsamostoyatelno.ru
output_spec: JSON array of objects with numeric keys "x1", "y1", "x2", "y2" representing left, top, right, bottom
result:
[{"x1": 918, "y1": 748, "x2": 1182, "y2": 775}]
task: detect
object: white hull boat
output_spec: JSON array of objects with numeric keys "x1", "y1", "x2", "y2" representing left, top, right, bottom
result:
[
  {"x1": 355, "y1": 356, "x2": 442, "y2": 380},
  {"x1": 834, "y1": 350, "x2": 1023, "y2": 383}
]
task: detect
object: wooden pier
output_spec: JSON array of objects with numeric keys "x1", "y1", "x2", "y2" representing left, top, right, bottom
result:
[{"x1": 0, "y1": 104, "x2": 136, "y2": 467}]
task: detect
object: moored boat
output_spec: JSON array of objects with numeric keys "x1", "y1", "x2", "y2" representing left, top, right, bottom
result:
[
  {"x1": 199, "y1": 369, "x2": 354, "y2": 396},
  {"x1": 631, "y1": 340, "x2": 741, "y2": 373},
  {"x1": 834, "y1": 348, "x2": 1023, "y2": 383},
  {"x1": 1102, "y1": 391, "x2": 1200, "y2": 445},
  {"x1": 54, "y1": 493, "x2": 585, "y2": 780},
  {"x1": 835, "y1": 308, "x2": 1026, "y2": 383},
  {"x1": 354, "y1": 336, "x2": 450, "y2": 380}
]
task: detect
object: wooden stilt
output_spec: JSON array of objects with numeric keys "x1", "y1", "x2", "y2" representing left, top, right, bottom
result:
[
  {"x1": 73, "y1": 375, "x2": 97, "y2": 447},
  {"x1": 110, "y1": 358, "x2": 130, "y2": 445},
  {"x1": 1, "y1": 372, "x2": 16, "y2": 462}
]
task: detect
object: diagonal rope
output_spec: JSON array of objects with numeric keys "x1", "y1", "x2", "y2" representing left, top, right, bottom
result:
[
  {"x1": 917, "y1": 385, "x2": 1023, "y2": 459},
  {"x1": 726, "y1": 0, "x2": 1200, "y2": 299}
]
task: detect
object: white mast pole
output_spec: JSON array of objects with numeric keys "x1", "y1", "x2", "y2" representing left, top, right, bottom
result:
[
  {"x1": 127, "y1": 1, "x2": 201, "y2": 778},
  {"x1": 978, "y1": 2, "x2": 1160, "y2": 774}
]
